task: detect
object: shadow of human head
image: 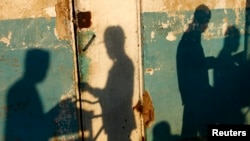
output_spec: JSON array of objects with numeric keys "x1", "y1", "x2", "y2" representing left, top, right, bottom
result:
[
  {"x1": 24, "y1": 48, "x2": 50, "y2": 83},
  {"x1": 223, "y1": 25, "x2": 240, "y2": 53},
  {"x1": 176, "y1": 4, "x2": 213, "y2": 138},
  {"x1": 192, "y1": 4, "x2": 211, "y2": 33},
  {"x1": 213, "y1": 25, "x2": 245, "y2": 124},
  {"x1": 5, "y1": 48, "x2": 50, "y2": 141},
  {"x1": 153, "y1": 121, "x2": 170, "y2": 141},
  {"x1": 104, "y1": 26, "x2": 125, "y2": 61},
  {"x1": 152, "y1": 121, "x2": 179, "y2": 141},
  {"x1": 100, "y1": 26, "x2": 135, "y2": 141}
]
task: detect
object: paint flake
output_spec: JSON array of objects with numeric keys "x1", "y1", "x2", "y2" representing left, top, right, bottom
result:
[
  {"x1": 0, "y1": 31, "x2": 12, "y2": 46},
  {"x1": 166, "y1": 31, "x2": 176, "y2": 41},
  {"x1": 43, "y1": 7, "x2": 56, "y2": 17},
  {"x1": 151, "y1": 31, "x2": 155, "y2": 39}
]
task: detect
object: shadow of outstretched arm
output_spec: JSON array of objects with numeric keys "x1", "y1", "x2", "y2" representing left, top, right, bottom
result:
[{"x1": 80, "y1": 82, "x2": 103, "y2": 98}]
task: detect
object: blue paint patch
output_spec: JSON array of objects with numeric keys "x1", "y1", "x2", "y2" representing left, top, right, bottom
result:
[
  {"x1": 0, "y1": 18, "x2": 79, "y2": 140},
  {"x1": 77, "y1": 31, "x2": 94, "y2": 82},
  {"x1": 142, "y1": 8, "x2": 247, "y2": 141}
]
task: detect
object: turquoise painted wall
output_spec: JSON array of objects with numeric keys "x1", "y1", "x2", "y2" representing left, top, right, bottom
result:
[
  {"x1": 0, "y1": 18, "x2": 79, "y2": 140},
  {"x1": 142, "y1": 8, "x2": 249, "y2": 140}
]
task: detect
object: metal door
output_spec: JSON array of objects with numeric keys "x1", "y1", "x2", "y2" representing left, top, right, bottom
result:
[{"x1": 73, "y1": 0, "x2": 144, "y2": 141}]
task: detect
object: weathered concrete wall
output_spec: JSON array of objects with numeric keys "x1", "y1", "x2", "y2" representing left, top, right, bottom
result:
[
  {"x1": 75, "y1": 0, "x2": 144, "y2": 141},
  {"x1": 142, "y1": 0, "x2": 250, "y2": 140},
  {"x1": 3, "y1": 0, "x2": 249, "y2": 140},
  {"x1": 0, "y1": 0, "x2": 80, "y2": 140}
]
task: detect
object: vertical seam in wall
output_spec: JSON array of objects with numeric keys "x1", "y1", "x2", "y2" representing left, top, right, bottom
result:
[
  {"x1": 69, "y1": 0, "x2": 84, "y2": 140},
  {"x1": 136, "y1": 0, "x2": 145, "y2": 140}
]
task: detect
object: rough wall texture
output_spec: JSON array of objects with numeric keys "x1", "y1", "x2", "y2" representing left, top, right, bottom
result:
[
  {"x1": 3, "y1": 0, "x2": 250, "y2": 141},
  {"x1": 0, "y1": 0, "x2": 80, "y2": 140},
  {"x1": 0, "y1": 0, "x2": 57, "y2": 20},
  {"x1": 75, "y1": 0, "x2": 143, "y2": 141},
  {"x1": 142, "y1": 0, "x2": 250, "y2": 140}
]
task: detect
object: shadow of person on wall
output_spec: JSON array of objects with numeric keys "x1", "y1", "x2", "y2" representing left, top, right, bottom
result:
[
  {"x1": 81, "y1": 26, "x2": 136, "y2": 141},
  {"x1": 213, "y1": 25, "x2": 249, "y2": 125},
  {"x1": 152, "y1": 121, "x2": 180, "y2": 141},
  {"x1": 176, "y1": 4, "x2": 216, "y2": 139},
  {"x1": 5, "y1": 49, "x2": 50, "y2": 141}
]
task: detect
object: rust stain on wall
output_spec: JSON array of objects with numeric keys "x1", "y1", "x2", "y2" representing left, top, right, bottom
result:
[
  {"x1": 55, "y1": 0, "x2": 72, "y2": 40},
  {"x1": 133, "y1": 90, "x2": 155, "y2": 128},
  {"x1": 77, "y1": 11, "x2": 92, "y2": 29},
  {"x1": 145, "y1": 68, "x2": 154, "y2": 75}
]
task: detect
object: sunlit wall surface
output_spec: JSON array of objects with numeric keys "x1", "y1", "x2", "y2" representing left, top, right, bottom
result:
[
  {"x1": 0, "y1": 1, "x2": 80, "y2": 140},
  {"x1": 142, "y1": 0, "x2": 250, "y2": 140}
]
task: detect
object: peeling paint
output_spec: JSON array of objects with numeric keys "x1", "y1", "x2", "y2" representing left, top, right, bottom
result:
[
  {"x1": 145, "y1": 68, "x2": 154, "y2": 75},
  {"x1": 44, "y1": 7, "x2": 57, "y2": 17},
  {"x1": 166, "y1": 31, "x2": 176, "y2": 41},
  {"x1": 143, "y1": 0, "x2": 247, "y2": 13},
  {"x1": 150, "y1": 31, "x2": 156, "y2": 42},
  {"x1": 143, "y1": 0, "x2": 247, "y2": 40},
  {"x1": 54, "y1": 28, "x2": 59, "y2": 40},
  {"x1": 161, "y1": 22, "x2": 169, "y2": 28},
  {"x1": 165, "y1": 0, "x2": 246, "y2": 12},
  {"x1": 150, "y1": 31, "x2": 155, "y2": 39},
  {"x1": 0, "y1": 0, "x2": 57, "y2": 20},
  {"x1": 144, "y1": 8, "x2": 245, "y2": 41},
  {"x1": 0, "y1": 31, "x2": 12, "y2": 46},
  {"x1": 0, "y1": 11, "x2": 79, "y2": 140},
  {"x1": 221, "y1": 18, "x2": 228, "y2": 35},
  {"x1": 55, "y1": 0, "x2": 71, "y2": 40},
  {"x1": 145, "y1": 68, "x2": 161, "y2": 75},
  {"x1": 142, "y1": 1, "x2": 248, "y2": 140}
]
